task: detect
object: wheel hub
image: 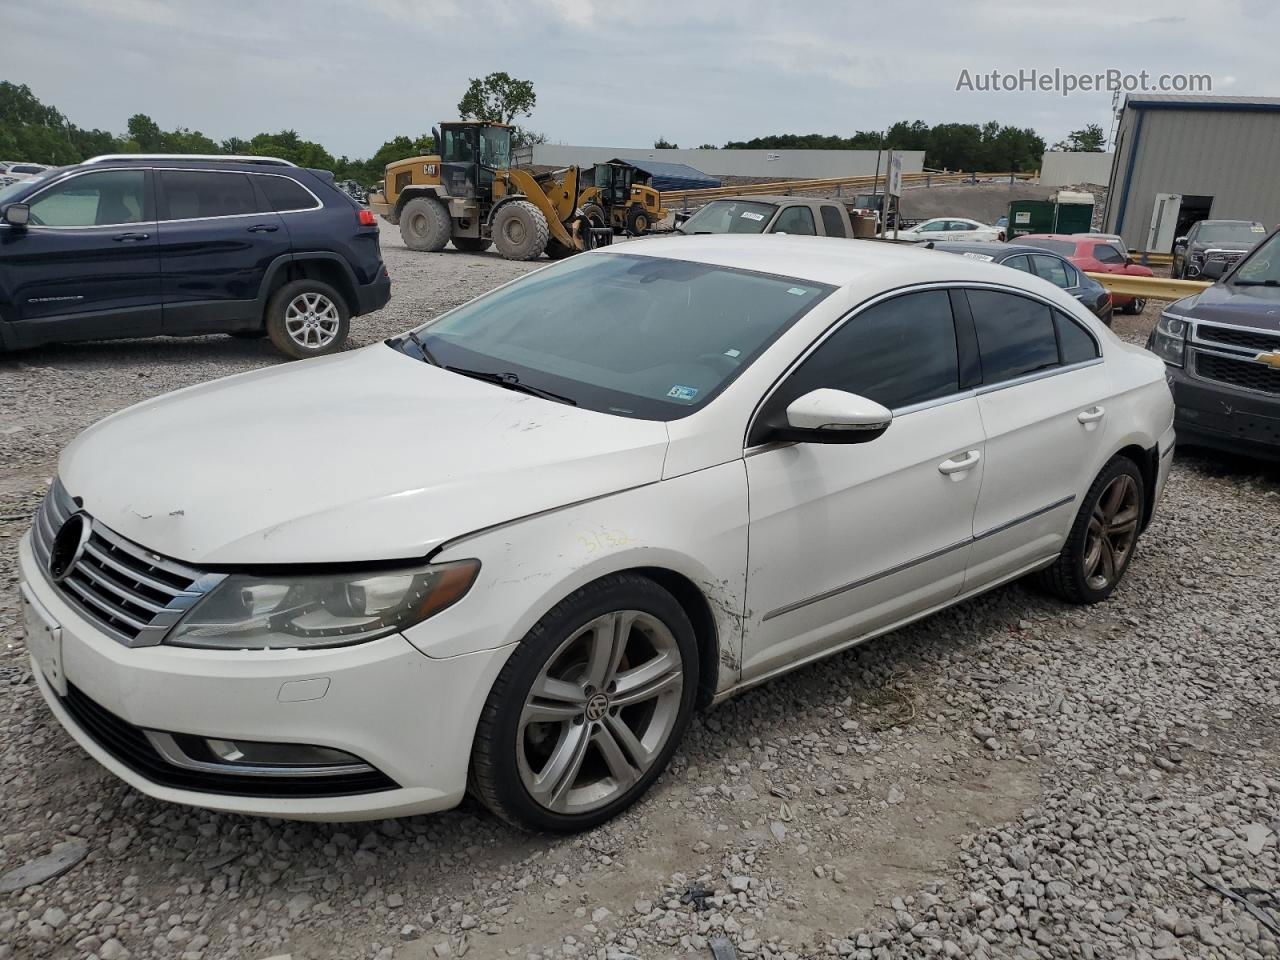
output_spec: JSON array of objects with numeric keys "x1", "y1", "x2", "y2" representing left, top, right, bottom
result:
[{"x1": 584, "y1": 692, "x2": 609, "y2": 722}]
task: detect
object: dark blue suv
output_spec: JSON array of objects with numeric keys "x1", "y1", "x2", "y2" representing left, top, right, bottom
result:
[{"x1": 0, "y1": 154, "x2": 391, "y2": 359}]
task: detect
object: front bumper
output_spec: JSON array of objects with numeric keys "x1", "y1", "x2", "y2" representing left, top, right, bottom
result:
[
  {"x1": 1167, "y1": 364, "x2": 1280, "y2": 461},
  {"x1": 19, "y1": 532, "x2": 511, "y2": 820}
]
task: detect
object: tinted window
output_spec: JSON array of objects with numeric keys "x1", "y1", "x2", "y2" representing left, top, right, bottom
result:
[
  {"x1": 947, "y1": 220, "x2": 973, "y2": 232},
  {"x1": 772, "y1": 206, "x2": 816, "y2": 235},
  {"x1": 160, "y1": 170, "x2": 261, "y2": 220},
  {"x1": 918, "y1": 220, "x2": 947, "y2": 233},
  {"x1": 1031, "y1": 255, "x2": 1074, "y2": 288},
  {"x1": 966, "y1": 290, "x2": 1059, "y2": 383},
  {"x1": 1055, "y1": 311, "x2": 1099, "y2": 364},
  {"x1": 12, "y1": 164, "x2": 46, "y2": 174},
  {"x1": 1022, "y1": 237, "x2": 1076, "y2": 256},
  {"x1": 820, "y1": 205, "x2": 846, "y2": 238},
  {"x1": 768, "y1": 291, "x2": 959, "y2": 417},
  {"x1": 255, "y1": 174, "x2": 318, "y2": 212},
  {"x1": 1093, "y1": 243, "x2": 1126, "y2": 265},
  {"x1": 680, "y1": 200, "x2": 776, "y2": 235},
  {"x1": 1003, "y1": 255, "x2": 1033, "y2": 273},
  {"x1": 27, "y1": 170, "x2": 148, "y2": 227}
]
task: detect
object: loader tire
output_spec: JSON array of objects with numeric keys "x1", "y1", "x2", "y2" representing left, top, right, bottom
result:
[
  {"x1": 582, "y1": 203, "x2": 607, "y2": 230},
  {"x1": 625, "y1": 205, "x2": 652, "y2": 236},
  {"x1": 493, "y1": 201, "x2": 550, "y2": 260},
  {"x1": 399, "y1": 197, "x2": 451, "y2": 252}
]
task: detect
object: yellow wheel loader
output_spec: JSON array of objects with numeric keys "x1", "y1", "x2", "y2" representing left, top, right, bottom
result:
[
  {"x1": 578, "y1": 162, "x2": 668, "y2": 236},
  {"x1": 366, "y1": 122, "x2": 607, "y2": 261}
]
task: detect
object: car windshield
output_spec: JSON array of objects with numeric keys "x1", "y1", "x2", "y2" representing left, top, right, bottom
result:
[
  {"x1": 679, "y1": 200, "x2": 777, "y2": 234},
  {"x1": 394, "y1": 252, "x2": 833, "y2": 420},
  {"x1": 1231, "y1": 232, "x2": 1280, "y2": 285},
  {"x1": 1198, "y1": 222, "x2": 1265, "y2": 244},
  {"x1": 0, "y1": 176, "x2": 41, "y2": 204}
]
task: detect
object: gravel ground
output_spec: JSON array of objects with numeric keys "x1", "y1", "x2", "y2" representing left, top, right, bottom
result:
[{"x1": 1, "y1": 227, "x2": 1277, "y2": 960}]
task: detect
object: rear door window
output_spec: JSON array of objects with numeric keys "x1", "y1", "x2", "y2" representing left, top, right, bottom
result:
[
  {"x1": 159, "y1": 170, "x2": 263, "y2": 220},
  {"x1": 1031, "y1": 255, "x2": 1075, "y2": 288},
  {"x1": 965, "y1": 289, "x2": 1060, "y2": 384},
  {"x1": 772, "y1": 206, "x2": 816, "y2": 236},
  {"x1": 254, "y1": 174, "x2": 319, "y2": 212},
  {"x1": 820, "y1": 205, "x2": 847, "y2": 238},
  {"x1": 1002, "y1": 255, "x2": 1033, "y2": 273}
]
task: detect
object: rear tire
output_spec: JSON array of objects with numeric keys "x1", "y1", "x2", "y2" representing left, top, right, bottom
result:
[
  {"x1": 451, "y1": 236, "x2": 492, "y2": 253},
  {"x1": 265, "y1": 279, "x2": 350, "y2": 360},
  {"x1": 399, "y1": 197, "x2": 451, "y2": 252},
  {"x1": 1034, "y1": 456, "x2": 1145, "y2": 604},
  {"x1": 470, "y1": 574, "x2": 698, "y2": 832},
  {"x1": 493, "y1": 201, "x2": 549, "y2": 260},
  {"x1": 582, "y1": 203, "x2": 607, "y2": 230},
  {"x1": 1123, "y1": 297, "x2": 1147, "y2": 315}
]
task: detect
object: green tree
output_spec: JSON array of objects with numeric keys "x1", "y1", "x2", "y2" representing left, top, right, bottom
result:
[
  {"x1": 653, "y1": 137, "x2": 678, "y2": 149},
  {"x1": 126, "y1": 114, "x2": 163, "y2": 152},
  {"x1": 1052, "y1": 123, "x2": 1106, "y2": 152},
  {"x1": 457, "y1": 72, "x2": 536, "y2": 125}
]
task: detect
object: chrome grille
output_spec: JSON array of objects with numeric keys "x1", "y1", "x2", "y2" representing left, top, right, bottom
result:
[
  {"x1": 31, "y1": 480, "x2": 223, "y2": 646},
  {"x1": 1195, "y1": 323, "x2": 1280, "y2": 354}
]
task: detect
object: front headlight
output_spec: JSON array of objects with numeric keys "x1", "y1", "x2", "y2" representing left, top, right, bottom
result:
[
  {"x1": 1149, "y1": 312, "x2": 1190, "y2": 367},
  {"x1": 166, "y1": 559, "x2": 480, "y2": 650}
]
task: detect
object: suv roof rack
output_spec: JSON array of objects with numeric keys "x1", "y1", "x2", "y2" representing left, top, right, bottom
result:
[{"x1": 84, "y1": 154, "x2": 298, "y2": 167}]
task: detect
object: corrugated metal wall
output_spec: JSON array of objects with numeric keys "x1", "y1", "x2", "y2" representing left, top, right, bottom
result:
[
  {"x1": 532, "y1": 144, "x2": 926, "y2": 179},
  {"x1": 1105, "y1": 107, "x2": 1280, "y2": 250},
  {"x1": 1039, "y1": 151, "x2": 1115, "y2": 187}
]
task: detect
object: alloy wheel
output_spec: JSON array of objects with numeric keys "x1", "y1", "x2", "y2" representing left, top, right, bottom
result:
[
  {"x1": 517, "y1": 610, "x2": 684, "y2": 815},
  {"x1": 1083, "y1": 474, "x2": 1140, "y2": 590},
  {"x1": 284, "y1": 292, "x2": 340, "y2": 349}
]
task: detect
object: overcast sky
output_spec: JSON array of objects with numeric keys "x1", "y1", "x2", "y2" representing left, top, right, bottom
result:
[{"x1": 6, "y1": 0, "x2": 1276, "y2": 159}]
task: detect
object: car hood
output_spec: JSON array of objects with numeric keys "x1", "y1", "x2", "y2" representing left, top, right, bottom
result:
[
  {"x1": 1171, "y1": 282, "x2": 1280, "y2": 331},
  {"x1": 59, "y1": 346, "x2": 670, "y2": 565}
]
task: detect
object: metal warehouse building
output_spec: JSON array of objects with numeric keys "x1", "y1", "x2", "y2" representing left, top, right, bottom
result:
[{"x1": 1105, "y1": 94, "x2": 1280, "y2": 253}]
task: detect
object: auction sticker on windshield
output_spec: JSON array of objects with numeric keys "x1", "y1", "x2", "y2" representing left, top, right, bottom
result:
[
  {"x1": 667, "y1": 385, "x2": 699, "y2": 401},
  {"x1": 740, "y1": 211, "x2": 765, "y2": 221}
]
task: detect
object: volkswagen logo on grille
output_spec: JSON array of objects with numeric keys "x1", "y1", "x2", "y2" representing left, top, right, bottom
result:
[{"x1": 49, "y1": 512, "x2": 91, "y2": 583}]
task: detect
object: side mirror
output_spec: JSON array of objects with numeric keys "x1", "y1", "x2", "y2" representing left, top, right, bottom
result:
[
  {"x1": 1174, "y1": 236, "x2": 1187, "y2": 247},
  {"x1": 771, "y1": 388, "x2": 892, "y2": 444},
  {"x1": 3, "y1": 203, "x2": 29, "y2": 227}
]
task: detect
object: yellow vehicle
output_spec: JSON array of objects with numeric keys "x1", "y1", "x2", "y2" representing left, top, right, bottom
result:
[
  {"x1": 367, "y1": 121, "x2": 602, "y2": 261},
  {"x1": 578, "y1": 162, "x2": 668, "y2": 236}
]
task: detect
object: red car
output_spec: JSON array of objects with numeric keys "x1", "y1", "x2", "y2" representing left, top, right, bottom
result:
[{"x1": 1019, "y1": 234, "x2": 1154, "y2": 314}]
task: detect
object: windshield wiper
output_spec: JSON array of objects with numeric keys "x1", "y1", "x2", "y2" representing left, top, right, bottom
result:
[
  {"x1": 1233, "y1": 279, "x2": 1280, "y2": 286},
  {"x1": 446, "y1": 367, "x2": 577, "y2": 406},
  {"x1": 400, "y1": 329, "x2": 441, "y2": 366}
]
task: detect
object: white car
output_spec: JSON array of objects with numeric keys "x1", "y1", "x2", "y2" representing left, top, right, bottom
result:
[
  {"x1": 896, "y1": 217, "x2": 1004, "y2": 243},
  {"x1": 3, "y1": 162, "x2": 50, "y2": 182},
  {"x1": 20, "y1": 236, "x2": 1174, "y2": 832}
]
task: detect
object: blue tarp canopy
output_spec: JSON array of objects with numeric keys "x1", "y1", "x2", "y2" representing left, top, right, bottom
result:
[{"x1": 610, "y1": 157, "x2": 720, "y2": 192}]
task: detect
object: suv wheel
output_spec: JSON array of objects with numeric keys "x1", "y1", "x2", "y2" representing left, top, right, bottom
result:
[
  {"x1": 266, "y1": 280, "x2": 350, "y2": 360},
  {"x1": 470, "y1": 574, "x2": 697, "y2": 832},
  {"x1": 399, "y1": 197, "x2": 451, "y2": 252},
  {"x1": 1035, "y1": 456, "x2": 1145, "y2": 604}
]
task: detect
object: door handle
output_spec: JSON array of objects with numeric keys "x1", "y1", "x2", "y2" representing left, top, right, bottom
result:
[
  {"x1": 1078, "y1": 405, "x2": 1106, "y2": 424},
  {"x1": 112, "y1": 232, "x2": 150, "y2": 242},
  {"x1": 938, "y1": 450, "x2": 981, "y2": 476},
  {"x1": 247, "y1": 224, "x2": 279, "y2": 233}
]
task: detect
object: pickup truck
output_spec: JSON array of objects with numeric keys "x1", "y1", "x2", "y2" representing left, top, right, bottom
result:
[{"x1": 674, "y1": 195, "x2": 857, "y2": 238}]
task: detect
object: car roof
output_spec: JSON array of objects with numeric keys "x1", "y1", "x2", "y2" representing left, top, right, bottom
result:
[
  {"x1": 925, "y1": 241, "x2": 1056, "y2": 258},
  {"x1": 609, "y1": 233, "x2": 1058, "y2": 290},
  {"x1": 1196, "y1": 219, "x2": 1259, "y2": 226},
  {"x1": 703, "y1": 195, "x2": 829, "y2": 205},
  {"x1": 1021, "y1": 233, "x2": 1093, "y2": 243}
]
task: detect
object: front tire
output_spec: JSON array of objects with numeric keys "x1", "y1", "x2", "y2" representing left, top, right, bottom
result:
[
  {"x1": 399, "y1": 197, "x2": 451, "y2": 252},
  {"x1": 470, "y1": 574, "x2": 698, "y2": 832},
  {"x1": 265, "y1": 279, "x2": 350, "y2": 360},
  {"x1": 625, "y1": 205, "x2": 651, "y2": 236},
  {"x1": 1034, "y1": 456, "x2": 1145, "y2": 604},
  {"x1": 492, "y1": 200, "x2": 549, "y2": 260}
]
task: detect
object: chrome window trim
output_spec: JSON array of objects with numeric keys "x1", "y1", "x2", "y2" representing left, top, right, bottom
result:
[
  {"x1": 760, "y1": 494, "x2": 1077, "y2": 621},
  {"x1": 742, "y1": 280, "x2": 1107, "y2": 450},
  {"x1": 155, "y1": 167, "x2": 323, "y2": 220}
]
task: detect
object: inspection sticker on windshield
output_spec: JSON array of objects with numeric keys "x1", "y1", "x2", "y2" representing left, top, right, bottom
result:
[
  {"x1": 786, "y1": 286, "x2": 810, "y2": 296},
  {"x1": 962, "y1": 252, "x2": 995, "y2": 262},
  {"x1": 740, "y1": 211, "x2": 765, "y2": 221},
  {"x1": 667, "y1": 385, "x2": 699, "y2": 401}
]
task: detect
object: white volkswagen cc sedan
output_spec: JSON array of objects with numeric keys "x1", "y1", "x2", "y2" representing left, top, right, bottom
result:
[{"x1": 20, "y1": 235, "x2": 1174, "y2": 832}]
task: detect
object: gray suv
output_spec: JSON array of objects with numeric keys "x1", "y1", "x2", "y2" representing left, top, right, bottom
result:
[{"x1": 1172, "y1": 219, "x2": 1267, "y2": 280}]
